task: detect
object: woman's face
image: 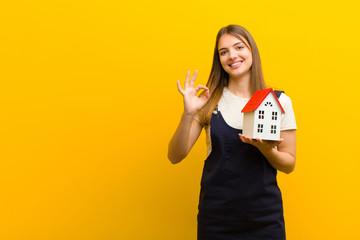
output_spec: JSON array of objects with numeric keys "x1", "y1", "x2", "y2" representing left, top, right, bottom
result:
[{"x1": 218, "y1": 33, "x2": 253, "y2": 79}]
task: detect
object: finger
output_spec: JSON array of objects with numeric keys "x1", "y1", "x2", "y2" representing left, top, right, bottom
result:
[
  {"x1": 194, "y1": 85, "x2": 208, "y2": 93},
  {"x1": 177, "y1": 80, "x2": 185, "y2": 95},
  {"x1": 274, "y1": 139, "x2": 284, "y2": 146},
  {"x1": 244, "y1": 135, "x2": 252, "y2": 141},
  {"x1": 238, "y1": 134, "x2": 245, "y2": 142},
  {"x1": 184, "y1": 71, "x2": 190, "y2": 89},
  {"x1": 239, "y1": 134, "x2": 251, "y2": 143},
  {"x1": 189, "y1": 70, "x2": 198, "y2": 88}
]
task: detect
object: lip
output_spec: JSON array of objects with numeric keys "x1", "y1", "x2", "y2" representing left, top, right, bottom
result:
[{"x1": 229, "y1": 60, "x2": 243, "y2": 69}]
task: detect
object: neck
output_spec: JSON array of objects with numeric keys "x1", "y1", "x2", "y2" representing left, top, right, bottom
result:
[{"x1": 227, "y1": 72, "x2": 252, "y2": 98}]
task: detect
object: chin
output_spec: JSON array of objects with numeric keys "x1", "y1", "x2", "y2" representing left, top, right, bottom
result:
[
  {"x1": 230, "y1": 68, "x2": 251, "y2": 78},
  {"x1": 229, "y1": 71, "x2": 246, "y2": 78}
]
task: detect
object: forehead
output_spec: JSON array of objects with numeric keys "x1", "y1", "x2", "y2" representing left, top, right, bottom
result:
[{"x1": 218, "y1": 33, "x2": 250, "y2": 49}]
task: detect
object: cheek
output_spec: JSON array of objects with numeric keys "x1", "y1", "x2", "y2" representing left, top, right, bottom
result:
[
  {"x1": 219, "y1": 57, "x2": 228, "y2": 68},
  {"x1": 248, "y1": 58, "x2": 253, "y2": 67},
  {"x1": 246, "y1": 54, "x2": 253, "y2": 67}
]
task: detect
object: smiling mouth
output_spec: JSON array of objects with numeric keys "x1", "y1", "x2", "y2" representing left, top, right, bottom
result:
[{"x1": 229, "y1": 61, "x2": 243, "y2": 67}]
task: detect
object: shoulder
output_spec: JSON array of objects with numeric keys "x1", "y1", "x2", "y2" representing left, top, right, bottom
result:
[
  {"x1": 277, "y1": 92, "x2": 297, "y2": 130},
  {"x1": 278, "y1": 92, "x2": 294, "y2": 109},
  {"x1": 278, "y1": 92, "x2": 291, "y2": 102}
]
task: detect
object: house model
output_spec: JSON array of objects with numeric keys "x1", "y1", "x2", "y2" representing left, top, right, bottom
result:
[{"x1": 241, "y1": 88, "x2": 285, "y2": 141}]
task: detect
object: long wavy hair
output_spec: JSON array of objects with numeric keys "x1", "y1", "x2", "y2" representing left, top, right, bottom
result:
[{"x1": 199, "y1": 25, "x2": 267, "y2": 126}]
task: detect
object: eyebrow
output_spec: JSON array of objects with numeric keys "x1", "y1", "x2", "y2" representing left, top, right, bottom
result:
[{"x1": 218, "y1": 41, "x2": 243, "y2": 52}]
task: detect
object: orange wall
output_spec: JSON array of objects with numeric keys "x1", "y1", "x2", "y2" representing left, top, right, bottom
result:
[{"x1": 0, "y1": 0, "x2": 359, "y2": 239}]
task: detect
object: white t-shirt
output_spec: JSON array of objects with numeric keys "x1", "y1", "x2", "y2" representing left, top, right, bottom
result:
[{"x1": 197, "y1": 87, "x2": 297, "y2": 156}]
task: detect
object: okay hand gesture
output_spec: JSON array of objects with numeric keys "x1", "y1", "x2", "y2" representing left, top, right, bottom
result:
[{"x1": 177, "y1": 70, "x2": 210, "y2": 117}]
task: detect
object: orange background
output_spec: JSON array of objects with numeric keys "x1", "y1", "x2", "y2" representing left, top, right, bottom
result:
[{"x1": 0, "y1": 0, "x2": 359, "y2": 239}]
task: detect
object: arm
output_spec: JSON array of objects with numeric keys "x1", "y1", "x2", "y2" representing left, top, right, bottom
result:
[
  {"x1": 167, "y1": 70, "x2": 210, "y2": 164},
  {"x1": 168, "y1": 116, "x2": 203, "y2": 164},
  {"x1": 239, "y1": 129, "x2": 296, "y2": 174}
]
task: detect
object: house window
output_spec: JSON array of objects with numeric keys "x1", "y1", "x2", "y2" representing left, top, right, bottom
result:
[
  {"x1": 272, "y1": 111, "x2": 278, "y2": 120},
  {"x1": 265, "y1": 102, "x2": 273, "y2": 107},
  {"x1": 258, "y1": 110, "x2": 264, "y2": 119},
  {"x1": 271, "y1": 125, "x2": 277, "y2": 134},
  {"x1": 257, "y1": 124, "x2": 263, "y2": 133}
]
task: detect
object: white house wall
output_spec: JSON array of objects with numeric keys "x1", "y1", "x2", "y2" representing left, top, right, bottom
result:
[{"x1": 253, "y1": 93, "x2": 282, "y2": 140}]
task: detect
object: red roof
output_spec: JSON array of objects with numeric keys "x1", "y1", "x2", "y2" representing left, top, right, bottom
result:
[{"x1": 241, "y1": 88, "x2": 285, "y2": 113}]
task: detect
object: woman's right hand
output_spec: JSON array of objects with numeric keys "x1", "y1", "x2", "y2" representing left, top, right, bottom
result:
[{"x1": 177, "y1": 70, "x2": 210, "y2": 116}]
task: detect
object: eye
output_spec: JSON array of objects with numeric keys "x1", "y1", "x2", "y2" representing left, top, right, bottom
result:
[
  {"x1": 220, "y1": 51, "x2": 227, "y2": 56},
  {"x1": 237, "y1": 46, "x2": 244, "y2": 50}
]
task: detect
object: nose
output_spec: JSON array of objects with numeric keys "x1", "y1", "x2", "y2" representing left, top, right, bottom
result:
[{"x1": 229, "y1": 49, "x2": 237, "y2": 60}]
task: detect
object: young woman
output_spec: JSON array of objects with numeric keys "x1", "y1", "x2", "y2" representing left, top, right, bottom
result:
[{"x1": 168, "y1": 25, "x2": 297, "y2": 240}]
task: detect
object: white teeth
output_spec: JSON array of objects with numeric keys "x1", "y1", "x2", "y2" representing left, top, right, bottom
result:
[{"x1": 230, "y1": 62, "x2": 241, "y2": 67}]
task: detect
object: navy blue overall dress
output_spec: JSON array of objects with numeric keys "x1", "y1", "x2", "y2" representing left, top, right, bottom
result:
[{"x1": 197, "y1": 92, "x2": 286, "y2": 240}]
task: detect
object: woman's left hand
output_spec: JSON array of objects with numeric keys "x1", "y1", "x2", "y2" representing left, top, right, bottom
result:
[
  {"x1": 238, "y1": 134, "x2": 283, "y2": 153},
  {"x1": 239, "y1": 130, "x2": 296, "y2": 174}
]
